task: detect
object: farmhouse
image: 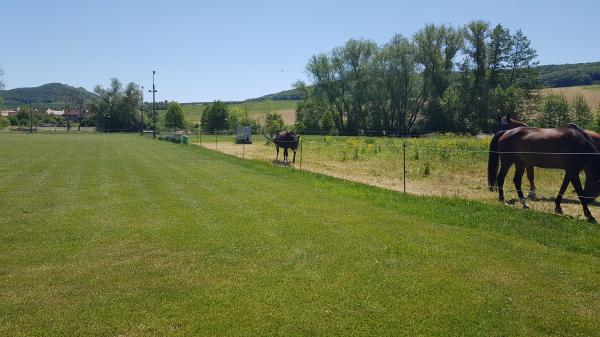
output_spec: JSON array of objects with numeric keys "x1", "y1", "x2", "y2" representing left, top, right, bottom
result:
[
  {"x1": 0, "y1": 110, "x2": 17, "y2": 117},
  {"x1": 63, "y1": 108, "x2": 84, "y2": 121},
  {"x1": 46, "y1": 109, "x2": 65, "y2": 116}
]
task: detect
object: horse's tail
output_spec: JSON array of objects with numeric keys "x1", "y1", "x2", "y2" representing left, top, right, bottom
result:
[{"x1": 488, "y1": 130, "x2": 505, "y2": 191}]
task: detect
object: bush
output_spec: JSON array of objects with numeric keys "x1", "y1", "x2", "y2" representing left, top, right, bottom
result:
[
  {"x1": 540, "y1": 93, "x2": 570, "y2": 127},
  {"x1": 572, "y1": 95, "x2": 592, "y2": 129},
  {"x1": 0, "y1": 116, "x2": 9, "y2": 128},
  {"x1": 265, "y1": 111, "x2": 284, "y2": 135}
]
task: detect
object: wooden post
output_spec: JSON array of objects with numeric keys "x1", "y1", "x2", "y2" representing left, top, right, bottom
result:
[
  {"x1": 299, "y1": 140, "x2": 303, "y2": 171},
  {"x1": 403, "y1": 142, "x2": 406, "y2": 194},
  {"x1": 215, "y1": 132, "x2": 218, "y2": 150}
]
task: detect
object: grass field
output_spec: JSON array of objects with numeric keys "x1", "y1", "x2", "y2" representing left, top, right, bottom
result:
[
  {"x1": 2, "y1": 134, "x2": 600, "y2": 336},
  {"x1": 200, "y1": 133, "x2": 600, "y2": 220}
]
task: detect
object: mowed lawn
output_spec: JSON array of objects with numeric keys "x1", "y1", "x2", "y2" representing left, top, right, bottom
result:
[{"x1": 1, "y1": 134, "x2": 600, "y2": 337}]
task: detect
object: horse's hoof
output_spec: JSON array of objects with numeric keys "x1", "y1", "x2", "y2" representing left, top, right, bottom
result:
[
  {"x1": 587, "y1": 217, "x2": 597, "y2": 224},
  {"x1": 502, "y1": 201, "x2": 509, "y2": 207},
  {"x1": 527, "y1": 191, "x2": 537, "y2": 199},
  {"x1": 555, "y1": 208, "x2": 563, "y2": 214},
  {"x1": 522, "y1": 204, "x2": 530, "y2": 210}
]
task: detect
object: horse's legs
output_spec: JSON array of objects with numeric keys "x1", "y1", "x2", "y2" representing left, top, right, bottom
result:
[
  {"x1": 569, "y1": 172, "x2": 596, "y2": 223},
  {"x1": 496, "y1": 158, "x2": 512, "y2": 205},
  {"x1": 276, "y1": 146, "x2": 280, "y2": 161},
  {"x1": 292, "y1": 149, "x2": 296, "y2": 163},
  {"x1": 555, "y1": 174, "x2": 570, "y2": 214},
  {"x1": 513, "y1": 163, "x2": 529, "y2": 209},
  {"x1": 526, "y1": 165, "x2": 537, "y2": 199},
  {"x1": 284, "y1": 148, "x2": 289, "y2": 163}
]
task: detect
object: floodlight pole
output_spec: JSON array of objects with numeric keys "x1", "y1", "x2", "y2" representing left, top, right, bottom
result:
[
  {"x1": 149, "y1": 71, "x2": 157, "y2": 139},
  {"x1": 140, "y1": 85, "x2": 144, "y2": 136},
  {"x1": 29, "y1": 99, "x2": 33, "y2": 133}
]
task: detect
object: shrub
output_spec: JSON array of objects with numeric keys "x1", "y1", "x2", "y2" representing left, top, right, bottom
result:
[
  {"x1": 540, "y1": 93, "x2": 570, "y2": 127},
  {"x1": 0, "y1": 116, "x2": 9, "y2": 128}
]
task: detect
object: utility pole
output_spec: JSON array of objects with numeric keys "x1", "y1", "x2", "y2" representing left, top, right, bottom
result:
[
  {"x1": 149, "y1": 71, "x2": 157, "y2": 139},
  {"x1": 29, "y1": 99, "x2": 33, "y2": 133},
  {"x1": 140, "y1": 85, "x2": 144, "y2": 136}
]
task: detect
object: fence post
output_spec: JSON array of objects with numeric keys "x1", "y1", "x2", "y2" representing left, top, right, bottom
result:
[
  {"x1": 299, "y1": 140, "x2": 303, "y2": 171},
  {"x1": 403, "y1": 142, "x2": 406, "y2": 194},
  {"x1": 215, "y1": 131, "x2": 218, "y2": 150}
]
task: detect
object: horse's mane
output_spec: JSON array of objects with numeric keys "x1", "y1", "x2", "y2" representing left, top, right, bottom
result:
[{"x1": 565, "y1": 123, "x2": 600, "y2": 153}]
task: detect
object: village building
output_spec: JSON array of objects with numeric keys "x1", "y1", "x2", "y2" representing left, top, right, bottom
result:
[
  {"x1": 0, "y1": 110, "x2": 18, "y2": 117},
  {"x1": 46, "y1": 109, "x2": 65, "y2": 116}
]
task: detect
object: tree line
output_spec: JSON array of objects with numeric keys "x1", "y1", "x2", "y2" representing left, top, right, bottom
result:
[{"x1": 295, "y1": 20, "x2": 539, "y2": 134}]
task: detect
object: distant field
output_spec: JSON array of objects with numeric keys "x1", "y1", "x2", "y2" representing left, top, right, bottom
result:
[
  {"x1": 174, "y1": 100, "x2": 298, "y2": 124},
  {"x1": 545, "y1": 85, "x2": 600, "y2": 108},
  {"x1": 2, "y1": 133, "x2": 600, "y2": 336}
]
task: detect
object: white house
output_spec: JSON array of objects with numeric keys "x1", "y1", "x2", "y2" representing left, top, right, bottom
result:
[{"x1": 46, "y1": 109, "x2": 65, "y2": 116}]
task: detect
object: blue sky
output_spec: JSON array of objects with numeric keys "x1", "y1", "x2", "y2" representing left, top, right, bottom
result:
[{"x1": 2, "y1": 0, "x2": 599, "y2": 102}]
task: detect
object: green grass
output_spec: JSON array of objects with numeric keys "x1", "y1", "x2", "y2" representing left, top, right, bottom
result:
[
  {"x1": 1, "y1": 134, "x2": 600, "y2": 336},
  {"x1": 158, "y1": 100, "x2": 299, "y2": 123},
  {"x1": 582, "y1": 85, "x2": 600, "y2": 91}
]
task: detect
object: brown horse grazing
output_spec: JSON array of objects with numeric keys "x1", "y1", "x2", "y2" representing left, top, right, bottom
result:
[
  {"x1": 270, "y1": 131, "x2": 300, "y2": 163},
  {"x1": 495, "y1": 114, "x2": 537, "y2": 198},
  {"x1": 488, "y1": 124, "x2": 600, "y2": 223}
]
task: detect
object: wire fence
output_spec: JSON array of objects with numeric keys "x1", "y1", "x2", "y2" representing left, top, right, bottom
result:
[
  {"x1": 188, "y1": 131, "x2": 600, "y2": 218},
  {"x1": 2, "y1": 128, "x2": 597, "y2": 217}
]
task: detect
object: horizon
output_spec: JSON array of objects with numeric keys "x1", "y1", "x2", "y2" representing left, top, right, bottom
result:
[{"x1": 2, "y1": 0, "x2": 599, "y2": 102}]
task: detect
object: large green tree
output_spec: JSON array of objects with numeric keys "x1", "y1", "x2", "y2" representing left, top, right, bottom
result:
[
  {"x1": 414, "y1": 24, "x2": 463, "y2": 130},
  {"x1": 165, "y1": 102, "x2": 186, "y2": 131},
  {"x1": 300, "y1": 20, "x2": 538, "y2": 134},
  {"x1": 375, "y1": 34, "x2": 425, "y2": 132},
  {"x1": 201, "y1": 101, "x2": 229, "y2": 132},
  {"x1": 91, "y1": 78, "x2": 141, "y2": 132}
]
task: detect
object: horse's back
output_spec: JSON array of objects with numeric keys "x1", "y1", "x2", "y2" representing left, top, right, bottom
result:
[{"x1": 498, "y1": 126, "x2": 591, "y2": 169}]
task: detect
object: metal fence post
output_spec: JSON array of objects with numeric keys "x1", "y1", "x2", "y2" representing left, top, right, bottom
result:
[
  {"x1": 403, "y1": 142, "x2": 406, "y2": 194},
  {"x1": 299, "y1": 140, "x2": 303, "y2": 171}
]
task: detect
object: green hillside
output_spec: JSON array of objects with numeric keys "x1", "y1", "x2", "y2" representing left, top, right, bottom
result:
[
  {"x1": 538, "y1": 61, "x2": 600, "y2": 87},
  {"x1": 0, "y1": 83, "x2": 97, "y2": 107}
]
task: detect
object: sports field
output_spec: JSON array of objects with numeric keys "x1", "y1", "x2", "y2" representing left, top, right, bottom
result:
[{"x1": 1, "y1": 134, "x2": 600, "y2": 336}]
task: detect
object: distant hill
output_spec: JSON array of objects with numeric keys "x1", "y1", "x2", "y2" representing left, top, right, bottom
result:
[
  {"x1": 246, "y1": 88, "x2": 305, "y2": 102},
  {"x1": 0, "y1": 83, "x2": 97, "y2": 107},
  {"x1": 538, "y1": 62, "x2": 600, "y2": 87}
]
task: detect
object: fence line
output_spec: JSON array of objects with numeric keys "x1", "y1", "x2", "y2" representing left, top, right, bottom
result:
[{"x1": 195, "y1": 136, "x2": 600, "y2": 211}]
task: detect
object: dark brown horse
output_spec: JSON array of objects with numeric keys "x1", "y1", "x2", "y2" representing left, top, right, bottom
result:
[
  {"x1": 269, "y1": 131, "x2": 300, "y2": 163},
  {"x1": 488, "y1": 124, "x2": 600, "y2": 222},
  {"x1": 495, "y1": 114, "x2": 536, "y2": 198}
]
